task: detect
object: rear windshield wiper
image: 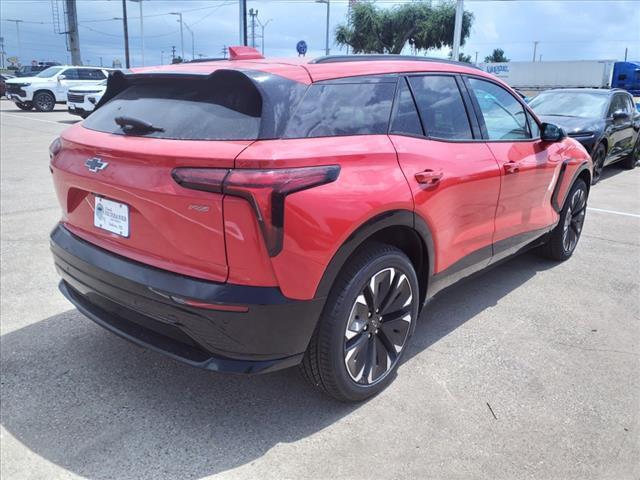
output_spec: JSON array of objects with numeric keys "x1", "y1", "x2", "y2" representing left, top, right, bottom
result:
[{"x1": 115, "y1": 115, "x2": 164, "y2": 134}]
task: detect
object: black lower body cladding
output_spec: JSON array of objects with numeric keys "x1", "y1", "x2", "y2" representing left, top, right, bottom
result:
[{"x1": 50, "y1": 224, "x2": 324, "y2": 374}]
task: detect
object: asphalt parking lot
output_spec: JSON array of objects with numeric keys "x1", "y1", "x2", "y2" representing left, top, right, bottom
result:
[{"x1": 0, "y1": 98, "x2": 638, "y2": 480}]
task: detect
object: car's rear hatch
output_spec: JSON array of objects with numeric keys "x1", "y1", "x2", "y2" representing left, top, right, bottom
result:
[{"x1": 50, "y1": 68, "x2": 306, "y2": 282}]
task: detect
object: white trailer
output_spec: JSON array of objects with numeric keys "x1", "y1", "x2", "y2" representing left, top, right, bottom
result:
[{"x1": 478, "y1": 60, "x2": 616, "y2": 94}]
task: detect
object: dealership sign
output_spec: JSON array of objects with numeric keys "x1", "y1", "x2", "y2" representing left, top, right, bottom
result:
[{"x1": 485, "y1": 64, "x2": 510, "y2": 75}]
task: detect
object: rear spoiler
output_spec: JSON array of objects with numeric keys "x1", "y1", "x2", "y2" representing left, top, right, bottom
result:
[{"x1": 94, "y1": 68, "x2": 307, "y2": 140}]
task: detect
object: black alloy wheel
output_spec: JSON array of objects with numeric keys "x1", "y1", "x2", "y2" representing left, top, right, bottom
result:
[
  {"x1": 561, "y1": 186, "x2": 587, "y2": 255},
  {"x1": 33, "y1": 92, "x2": 55, "y2": 112},
  {"x1": 343, "y1": 267, "x2": 413, "y2": 385}
]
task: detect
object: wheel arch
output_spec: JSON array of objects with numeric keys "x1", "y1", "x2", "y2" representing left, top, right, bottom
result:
[
  {"x1": 32, "y1": 88, "x2": 56, "y2": 99},
  {"x1": 314, "y1": 210, "x2": 434, "y2": 308},
  {"x1": 551, "y1": 160, "x2": 591, "y2": 213}
]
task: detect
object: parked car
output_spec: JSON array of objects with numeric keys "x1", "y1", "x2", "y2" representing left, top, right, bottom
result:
[
  {"x1": 530, "y1": 88, "x2": 639, "y2": 183},
  {"x1": 14, "y1": 62, "x2": 61, "y2": 77},
  {"x1": 67, "y1": 80, "x2": 107, "y2": 118},
  {"x1": 0, "y1": 73, "x2": 15, "y2": 97},
  {"x1": 49, "y1": 49, "x2": 592, "y2": 402},
  {"x1": 5, "y1": 66, "x2": 110, "y2": 112}
]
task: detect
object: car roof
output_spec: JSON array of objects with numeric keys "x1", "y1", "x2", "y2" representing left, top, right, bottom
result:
[
  {"x1": 132, "y1": 55, "x2": 498, "y2": 85},
  {"x1": 541, "y1": 88, "x2": 626, "y2": 96}
]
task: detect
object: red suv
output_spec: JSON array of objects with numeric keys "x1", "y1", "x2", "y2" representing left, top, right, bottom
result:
[{"x1": 50, "y1": 48, "x2": 592, "y2": 402}]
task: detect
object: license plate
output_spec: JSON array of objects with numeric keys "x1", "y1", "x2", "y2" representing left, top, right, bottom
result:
[{"x1": 94, "y1": 196, "x2": 129, "y2": 237}]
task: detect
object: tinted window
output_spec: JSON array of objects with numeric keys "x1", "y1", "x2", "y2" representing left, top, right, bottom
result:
[
  {"x1": 607, "y1": 94, "x2": 628, "y2": 116},
  {"x1": 390, "y1": 78, "x2": 423, "y2": 136},
  {"x1": 284, "y1": 83, "x2": 395, "y2": 138},
  {"x1": 79, "y1": 69, "x2": 106, "y2": 80},
  {"x1": 84, "y1": 79, "x2": 261, "y2": 140},
  {"x1": 468, "y1": 78, "x2": 530, "y2": 140},
  {"x1": 408, "y1": 75, "x2": 473, "y2": 140},
  {"x1": 62, "y1": 69, "x2": 81, "y2": 80}
]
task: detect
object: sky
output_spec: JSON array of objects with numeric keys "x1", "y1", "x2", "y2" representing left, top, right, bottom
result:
[{"x1": 0, "y1": 0, "x2": 639, "y2": 68}]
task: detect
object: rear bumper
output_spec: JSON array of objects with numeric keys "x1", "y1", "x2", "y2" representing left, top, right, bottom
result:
[{"x1": 51, "y1": 223, "x2": 324, "y2": 374}]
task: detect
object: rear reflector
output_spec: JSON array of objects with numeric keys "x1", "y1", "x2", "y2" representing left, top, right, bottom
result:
[
  {"x1": 170, "y1": 295, "x2": 249, "y2": 312},
  {"x1": 172, "y1": 165, "x2": 340, "y2": 256}
]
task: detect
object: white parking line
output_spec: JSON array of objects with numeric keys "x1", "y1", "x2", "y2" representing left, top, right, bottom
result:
[
  {"x1": 588, "y1": 207, "x2": 640, "y2": 219},
  {"x1": 1, "y1": 112, "x2": 63, "y2": 125}
]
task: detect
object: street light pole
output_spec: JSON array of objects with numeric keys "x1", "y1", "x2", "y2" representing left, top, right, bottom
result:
[
  {"x1": 131, "y1": 0, "x2": 145, "y2": 66},
  {"x1": 170, "y1": 12, "x2": 184, "y2": 60},
  {"x1": 451, "y1": 0, "x2": 463, "y2": 61},
  {"x1": 258, "y1": 18, "x2": 272, "y2": 56},
  {"x1": 315, "y1": 0, "x2": 330, "y2": 56},
  {"x1": 183, "y1": 21, "x2": 195, "y2": 61},
  {"x1": 6, "y1": 19, "x2": 23, "y2": 63},
  {"x1": 532, "y1": 40, "x2": 539, "y2": 62}
]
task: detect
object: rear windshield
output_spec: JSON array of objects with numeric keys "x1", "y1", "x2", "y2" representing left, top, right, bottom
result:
[
  {"x1": 283, "y1": 82, "x2": 395, "y2": 138},
  {"x1": 83, "y1": 78, "x2": 262, "y2": 140}
]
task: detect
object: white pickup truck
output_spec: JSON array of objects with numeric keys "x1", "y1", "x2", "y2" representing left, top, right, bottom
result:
[{"x1": 5, "y1": 65, "x2": 110, "y2": 112}]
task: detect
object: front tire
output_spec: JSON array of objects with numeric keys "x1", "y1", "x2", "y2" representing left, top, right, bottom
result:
[
  {"x1": 621, "y1": 137, "x2": 639, "y2": 170},
  {"x1": 15, "y1": 101, "x2": 33, "y2": 111},
  {"x1": 300, "y1": 243, "x2": 419, "y2": 402},
  {"x1": 591, "y1": 143, "x2": 606, "y2": 185},
  {"x1": 538, "y1": 178, "x2": 588, "y2": 261},
  {"x1": 33, "y1": 91, "x2": 56, "y2": 112}
]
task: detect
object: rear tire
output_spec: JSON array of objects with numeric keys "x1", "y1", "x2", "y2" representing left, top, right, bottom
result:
[
  {"x1": 590, "y1": 143, "x2": 606, "y2": 185},
  {"x1": 621, "y1": 137, "x2": 639, "y2": 170},
  {"x1": 33, "y1": 91, "x2": 56, "y2": 112},
  {"x1": 300, "y1": 243, "x2": 419, "y2": 402},
  {"x1": 537, "y1": 179, "x2": 588, "y2": 261},
  {"x1": 15, "y1": 101, "x2": 33, "y2": 111}
]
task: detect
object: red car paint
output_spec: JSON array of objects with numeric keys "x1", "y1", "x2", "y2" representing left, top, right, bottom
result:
[{"x1": 50, "y1": 56, "x2": 591, "y2": 305}]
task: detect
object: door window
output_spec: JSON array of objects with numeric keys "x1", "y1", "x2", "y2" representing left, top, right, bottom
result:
[
  {"x1": 526, "y1": 111, "x2": 540, "y2": 138},
  {"x1": 78, "y1": 69, "x2": 106, "y2": 80},
  {"x1": 607, "y1": 94, "x2": 627, "y2": 117},
  {"x1": 61, "y1": 69, "x2": 80, "y2": 80},
  {"x1": 408, "y1": 75, "x2": 473, "y2": 140},
  {"x1": 467, "y1": 78, "x2": 531, "y2": 140}
]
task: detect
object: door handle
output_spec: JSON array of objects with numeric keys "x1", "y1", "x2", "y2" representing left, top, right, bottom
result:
[
  {"x1": 503, "y1": 161, "x2": 521, "y2": 174},
  {"x1": 415, "y1": 169, "x2": 443, "y2": 185}
]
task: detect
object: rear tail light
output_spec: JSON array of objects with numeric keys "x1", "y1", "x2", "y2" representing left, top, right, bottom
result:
[
  {"x1": 49, "y1": 137, "x2": 62, "y2": 160},
  {"x1": 172, "y1": 165, "x2": 340, "y2": 256}
]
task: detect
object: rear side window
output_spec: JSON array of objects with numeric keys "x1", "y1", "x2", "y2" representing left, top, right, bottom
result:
[
  {"x1": 284, "y1": 83, "x2": 395, "y2": 138},
  {"x1": 83, "y1": 77, "x2": 262, "y2": 140},
  {"x1": 62, "y1": 69, "x2": 80, "y2": 80},
  {"x1": 390, "y1": 78, "x2": 423, "y2": 136},
  {"x1": 408, "y1": 75, "x2": 473, "y2": 140}
]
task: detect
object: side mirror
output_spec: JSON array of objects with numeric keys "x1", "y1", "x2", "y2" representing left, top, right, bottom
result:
[
  {"x1": 57, "y1": 74, "x2": 66, "y2": 82},
  {"x1": 612, "y1": 110, "x2": 629, "y2": 122},
  {"x1": 541, "y1": 122, "x2": 566, "y2": 142}
]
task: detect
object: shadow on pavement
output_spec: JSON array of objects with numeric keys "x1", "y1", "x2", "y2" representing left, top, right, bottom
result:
[{"x1": 1, "y1": 251, "x2": 554, "y2": 479}]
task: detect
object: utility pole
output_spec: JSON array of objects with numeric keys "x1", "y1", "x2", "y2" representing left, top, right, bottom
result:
[
  {"x1": 161, "y1": 50, "x2": 164, "y2": 65},
  {"x1": 474, "y1": 51, "x2": 478, "y2": 64},
  {"x1": 451, "y1": 0, "x2": 463, "y2": 61},
  {"x1": 624, "y1": 47, "x2": 628, "y2": 61},
  {"x1": 0, "y1": 37, "x2": 5, "y2": 69},
  {"x1": 315, "y1": 1, "x2": 330, "y2": 56},
  {"x1": 121, "y1": 0, "x2": 130, "y2": 68},
  {"x1": 63, "y1": 0, "x2": 82, "y2": 65},
  {"x1": 6, "y1": 19, "x2": 23, "y2": 63},
  {"x1": 221, "y1": 45, "x2": 228, "y2": 59},
  {"x1": 171, "y1": 45, "x2": 176, "y2": 63},
  {"x1": 131, "y1": 0, "x2": 145, "y2": 66},
  {"x1": 239, "y1": 0, "x2": 247, "y2": 46},
  {"x1": 532, "y1": 40, "x2": 539, "y2": 62},
  {"x1": 248, "y1": 9, "x2": 258, "y2": 48},
  {"x1": 170, "y1": 12, "x2": 184, "y2": 60}
]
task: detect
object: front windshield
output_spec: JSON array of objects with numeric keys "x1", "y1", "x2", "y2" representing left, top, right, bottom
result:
[
  {"x1": 529, "y1": 92, "x2": 608, "y2": 118},
  {"x1": 36, "y1": 67, "x2": 64, "y2": 78}
]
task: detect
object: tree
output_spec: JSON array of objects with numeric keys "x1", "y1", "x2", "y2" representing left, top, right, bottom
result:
[
  {"x1": 449, "y1": 51, "x2": 472, "y2": 64},
  {"x1": 484, "y1": 48, "x2": 509, "y2": 63},
  {"x1": 335, "y1": 2, "x2": 473, "y2": 55},
  {"x1": 171, "y1": 56, "x2": 184, "y2": 64}
]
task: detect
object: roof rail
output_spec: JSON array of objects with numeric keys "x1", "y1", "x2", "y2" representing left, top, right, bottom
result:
[
  {"x1": 185, "y1": 57, "x2": 225, "y2": 63},
  {"x1": 310, "y1": 54, "x2": 480, "y2": 69}
]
